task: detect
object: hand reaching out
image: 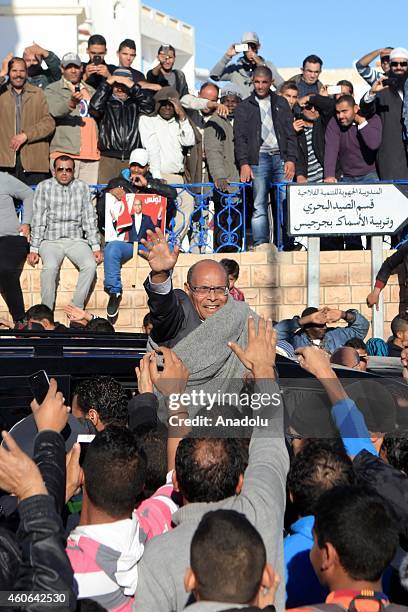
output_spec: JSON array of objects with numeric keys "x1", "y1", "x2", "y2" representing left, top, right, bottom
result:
[
  {"x1": 140, "y1": 228, "x2": 179, "y2": 274},
  {"x1": 30, "y1": 378, "x2": 70, "y2": 433},
  {"x1": 0, "y1": 431, "x2": 46, "y2": 500},
  {"x1": 148, "y1": 347, "x2": 190, "y2": 397},
  {"x1": 229, "y1": 316, "x2": 277, "y2": 379}
]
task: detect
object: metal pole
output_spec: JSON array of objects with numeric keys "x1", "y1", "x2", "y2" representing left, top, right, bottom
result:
[
  {"x1": 371, "y1": 235, "x2": 384, "y2": 339},
  {"x1": 307, "y1": 237, "x2": 320, "y2": 307}
]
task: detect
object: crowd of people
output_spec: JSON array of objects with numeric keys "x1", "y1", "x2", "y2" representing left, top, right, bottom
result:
[
  {"x1": 1, "y1": 28, "x2": 408, "y2": 612},
  {"x1": 1, "y1": 233, "x2": 408, "y2": 612}
]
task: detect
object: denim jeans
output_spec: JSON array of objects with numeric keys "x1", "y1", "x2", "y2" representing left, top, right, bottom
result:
[
  {"x1": 251, "y1": 152, "x2": 286, "y2": 246},
  {"x1": 341, "y1": 172, "x2": 379, "y2": 183},
  {"x1": 104, "y1": 241, "x2": 134, "y2": 294}
]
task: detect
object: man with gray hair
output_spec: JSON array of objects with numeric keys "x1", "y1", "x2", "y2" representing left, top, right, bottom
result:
[{"x1": 210, "y1": 32, "x2": 284, "y2": 97}]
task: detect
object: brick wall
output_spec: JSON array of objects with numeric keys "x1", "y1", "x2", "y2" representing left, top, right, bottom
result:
[{"x1": 0, "y1": 250, "x2": 399, "y2": 333}]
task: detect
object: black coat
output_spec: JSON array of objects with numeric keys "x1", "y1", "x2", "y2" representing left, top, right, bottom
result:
[
  {"x1": 144, "y1": 278, "x2": 201, "y2": 348},
  {"x1": 295, "y1": 120, "x2": 325, "y2": 178},
  {"x1": 360, "y1": 88, "x2": 408, "y2": 180},
  {"x1": 376, "y1": 243, "x2": 408, "y2": 313},
  {"x1": 89, "y1": 81, "x2": 155, "y2": 159},
  {"x1": 146, "y1": 68, "x2": 189, "y2": 97},
  {"x1": 234, "y1": 91, "x2": 297, "y2": 167}
]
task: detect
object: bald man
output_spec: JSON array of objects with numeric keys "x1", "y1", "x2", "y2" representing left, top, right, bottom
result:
[{"x1": 142, "y1": 228, "x2": 231, "y2": 347}]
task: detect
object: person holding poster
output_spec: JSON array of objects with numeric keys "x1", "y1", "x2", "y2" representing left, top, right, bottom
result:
[{"x1": 101, "y1": 148, "x2": 177, "y2": 319}]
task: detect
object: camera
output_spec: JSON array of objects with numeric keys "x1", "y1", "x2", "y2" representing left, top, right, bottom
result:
[
  {"x1": 92, "y1": 55, "x2": 103, "y2": 65},
  {"x1": 234, "y1": 43, "x2": 249, "y2": 53},
  {"x1": 75, "y1": 85, "x2": 81, "y2": 93}
]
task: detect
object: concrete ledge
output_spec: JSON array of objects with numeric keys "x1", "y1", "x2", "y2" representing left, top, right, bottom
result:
[{"x1": 0, "y1": 251, "x2": 399, "y2": 333}]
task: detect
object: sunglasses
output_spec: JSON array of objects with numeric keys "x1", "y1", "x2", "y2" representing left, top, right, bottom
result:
[
  {"x1": 55, "y1": 167, "x2": 74, "y2": 173},
  {"x1": 391, "y1": 61, "x2": 408, "y2": 67}
]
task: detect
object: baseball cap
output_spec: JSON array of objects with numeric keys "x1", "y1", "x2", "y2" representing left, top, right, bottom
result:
[
  {"x1": 112, "y1": 67, "x2": 134, "y2": 80},
  {"x1": 61, "y1": 52, "x2": 82, "y2": 68},
  {"x1": 220, "y1": 83, "x2": 244, "y2": 100},
  {"x1": 242, "y1": 32, "x2": 260, "y2": 45},
  {"x1": 390, "y1": 47, "x2": 408, "y2": 61},
  {"x1": 129, "y1": 148, "x2": 149, "y2": 166}
]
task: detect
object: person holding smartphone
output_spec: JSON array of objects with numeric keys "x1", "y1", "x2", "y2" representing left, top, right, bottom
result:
[
  {"x1": 210, "y1": 32, "x2": 284, "y2": 98},
  {"x1": 45, "y1": 53, "x2": 100, "y2": 184},
  {"x1": 82, "y1": 34, "x2": 116, "y2": 90},
  {"x1": 146, "y1": 44, "x2": 189, "y2": 97}
]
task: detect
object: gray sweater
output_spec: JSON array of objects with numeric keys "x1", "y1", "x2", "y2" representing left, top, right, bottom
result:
[
  {"x1": 0, "y1": 172, "x2": 34, "y2": 237},
  {"x1": 133, "y1": 380, "x2": 289, "y2": 612}
]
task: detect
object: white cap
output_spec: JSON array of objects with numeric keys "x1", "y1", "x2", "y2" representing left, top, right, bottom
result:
[
  {"x1": 390, "y1": 47, "x2": 408, "y2": 61},
  {"x1": 129, "y1": 148, "x2": 149, "y2": 166}
]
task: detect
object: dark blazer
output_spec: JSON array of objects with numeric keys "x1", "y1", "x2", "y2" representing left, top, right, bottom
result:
[
  {"x1": 234, "y1": 91, "x2": 297, "y2": 167},
  {"x1": 360, "y1": 88, "x2": 408, "y2": 180},
  {"x1": 144, "y1": 278, "x2": 201, "y2": 348},
  {"x1": 128, "y1": 214, "x2": 156, "y2": 242},
  {"x1": 295, "y1": 119, "x2": 326, "y2": 178}
]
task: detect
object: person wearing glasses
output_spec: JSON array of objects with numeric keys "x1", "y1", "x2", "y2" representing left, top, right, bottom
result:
[
  {"x1": 354, "y1": 46, "x2": 394, "y2": 86},
  {"x1": 210, "y1": 32, "x2": 284, "y2": 98},
  {"x1": 141, "y1": 227, "x2": 231, "y2": 347},
  {"x1": 360, "y1": 47, "x2": 408, "y2": 182},
  {"x1": 28, "y1": 155, "x2": 102, "y2": 311}
]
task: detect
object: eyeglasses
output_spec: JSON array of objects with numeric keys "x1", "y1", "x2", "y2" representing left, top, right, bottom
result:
[
  {"x1": 391, "y1": 61, "x2": 408, "y2": 67},
  {"x1": 188, "y1": 285, "x2": 229, "y2": 296},
  {"x1": 55, "y1": 167, "x2": 74, "y2": 173}
]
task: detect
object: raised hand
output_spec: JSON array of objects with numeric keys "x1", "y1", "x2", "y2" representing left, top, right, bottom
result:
[
  {"x1": 140, "y1": 228, "x2": 179, "y2": 274},
  {"x1": 148, "y1": 346, "x2": 190, "y2": 397},
  {"x1": 229, "y1": 316, "x2": 277, "y2": 379},
  {"x1": 0, "y1": 431, "x2": 46, "y2": 500},
  {"x1": 135, "y1": 353, "x2": 154, "y2": 394},
  {"x1": 30, "y1": 378, "x2": 70, "y2": 433}
]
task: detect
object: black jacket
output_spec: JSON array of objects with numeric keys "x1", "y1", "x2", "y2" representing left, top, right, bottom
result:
[
  {"x1": 295, "y1": 96, "x2": 334, "y2": 178},
  {"x1": 353, "y1": 449, "x2": 408, "y2": 543},
  {"x1": 360, "y1": 88, "x2": 408, "y2": 180},
  {"x1": 234, "y1": 91, "x2": 297, "y2": 167},
  {"x1": 144, "y1": 278, "x2": 201, "y2": 348},
  {"x1": 89, "y1": 81, "x2": 155, "y2": 159},
  {"x1": 146, "y1": 68, "x2": 189, "y2": 97},
  {"x1": 0, "y1": 431, "x2": 76, "y2": 611},
  {"x1": 376, "y1": 243, "x2": 408, "y2": 313}
]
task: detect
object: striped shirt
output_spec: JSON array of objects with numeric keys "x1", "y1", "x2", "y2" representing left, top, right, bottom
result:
[
  {"x1": 30, "y1": 177, "x2": 100, "y2": 253},
  {"x1": 66, "y1": 480, "x2": 178, "y2": 611},
  {"x1": 304, "y1": 126, "x2": 323, "y2": 182}
]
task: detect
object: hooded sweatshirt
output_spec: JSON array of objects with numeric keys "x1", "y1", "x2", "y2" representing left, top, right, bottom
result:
[{"x1": 67, "y1": 513, "x2": 145, "y2": 611}]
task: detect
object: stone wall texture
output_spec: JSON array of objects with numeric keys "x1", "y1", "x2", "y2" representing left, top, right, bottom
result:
[{"x1": 0, "y1": 250, "x2": 399, "y2": 334}]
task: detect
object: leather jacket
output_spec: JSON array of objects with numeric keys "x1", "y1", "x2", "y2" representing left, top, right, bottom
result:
[{"x1": 90, "y1": 81, "x2": 155, "y2": 159}]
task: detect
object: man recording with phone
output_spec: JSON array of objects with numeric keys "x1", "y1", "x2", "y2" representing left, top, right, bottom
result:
[
  {"x1": 45, "y1": 53, "x2": 100, "y2": 184},
  {"x1": 360, "y1": 46, "x2": 408, "y2": 182},
  {"x1": 146, "y1": 44, "x2": 189, "y2": 97},
  {"x1": 82, "y1": 34, "x2": 116, "y2": 90},
  {"x1": 210, "y1": 32, "x2": 284, "y2": 98}
]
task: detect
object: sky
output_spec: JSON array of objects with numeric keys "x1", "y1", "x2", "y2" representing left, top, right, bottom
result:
[{"x1": 147, "y1": 0, "x2": 408, "y2": 70}]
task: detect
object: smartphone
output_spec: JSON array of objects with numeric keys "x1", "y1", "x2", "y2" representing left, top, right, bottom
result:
[
  {"x1": 92, "y1": 55, "x2": 103, "y2": 65},
  {"x1": 77, "y1": 434, "x2": 95, "y2": 466},
  {"x1": 327, "y1": 85, "x2": 342, "y2": 96},
  {"x1": 28, "y1": 370, "x2": 50, "y2": 404},
  {"x1": 294, "y1": 108, "x2": 303, "y2": 120},
  {"x1": 234, "y1": 43, "x2": 249, "y2": 53},
  {"x1": 75, "y1": 84, "x2": 81, "y2": 93}
]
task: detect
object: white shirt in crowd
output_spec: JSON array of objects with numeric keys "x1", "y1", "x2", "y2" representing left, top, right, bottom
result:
[{"x1": 138, "y1": 115, "x2": 196, "y2": 179}]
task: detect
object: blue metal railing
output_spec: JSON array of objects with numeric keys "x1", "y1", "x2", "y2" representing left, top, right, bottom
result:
[{"x1": 18, "y1": 178, "x2": 408, "y2": 253}]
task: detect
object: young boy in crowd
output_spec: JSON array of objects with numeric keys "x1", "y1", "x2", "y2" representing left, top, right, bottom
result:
[
  {"x1": 288, "y1": 486, "x2": 402, "y2": 611},
  {"x1": 220, "y1": 258, "x2": 245, "y2": 302}
]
